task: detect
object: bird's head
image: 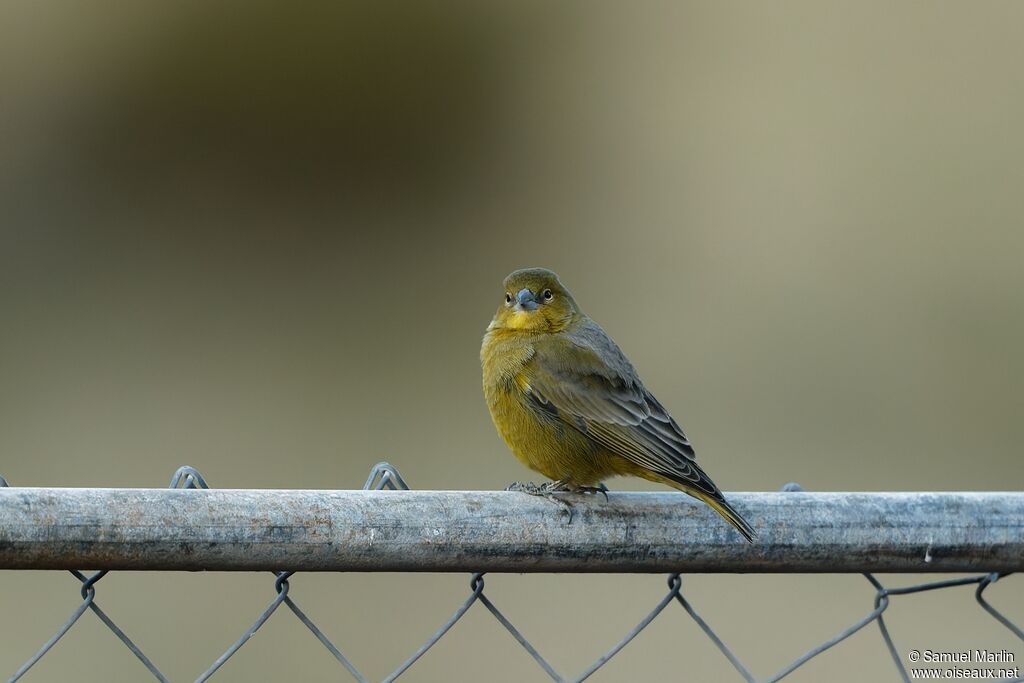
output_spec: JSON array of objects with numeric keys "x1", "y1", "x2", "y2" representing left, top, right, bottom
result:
[{"x1": 488, "y1": 268, "x2": 580, "y2": 334}]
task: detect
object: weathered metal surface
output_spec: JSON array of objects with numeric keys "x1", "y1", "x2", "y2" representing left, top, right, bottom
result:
[{"x1": 0, "y1": 489, "x2": 1020, "y2": 572}]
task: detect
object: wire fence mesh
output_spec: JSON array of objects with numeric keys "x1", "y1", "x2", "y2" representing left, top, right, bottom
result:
[{"x1": 1, "y1": 465, "x2": 1021, "y2": 683}]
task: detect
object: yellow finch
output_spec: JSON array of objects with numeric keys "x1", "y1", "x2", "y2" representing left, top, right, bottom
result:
[{"x1": 481, "y1": 267, "x2": 755, "y2": 542}]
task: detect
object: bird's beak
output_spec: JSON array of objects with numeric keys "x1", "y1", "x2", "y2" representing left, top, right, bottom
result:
[{"x1": 514, "y1": 288, "x2": 539, "y2": 312}]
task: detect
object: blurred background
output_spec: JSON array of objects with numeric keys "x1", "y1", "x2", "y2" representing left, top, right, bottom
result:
[{"x1": 1, "y1": 1, "x2": 1022, "y2": 681}]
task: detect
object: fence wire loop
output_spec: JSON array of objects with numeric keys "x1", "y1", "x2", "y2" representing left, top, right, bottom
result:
[
  {"x1": 364, "y1": 462, "x2": 410, "y2": 491},
  {"x1": 170, "y1": 466, "x2": 209, "y2": 490},
  {"x1": 2, "y1": 467, "x2": 1021, "y2": 683},
  {"x1": 72, "y1": 569, "x2": 108, "y2": 599}
]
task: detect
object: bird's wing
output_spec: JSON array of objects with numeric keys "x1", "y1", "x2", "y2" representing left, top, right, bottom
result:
[{"x1": 523, "y1": 326, "x2": 721, "y2": 497}]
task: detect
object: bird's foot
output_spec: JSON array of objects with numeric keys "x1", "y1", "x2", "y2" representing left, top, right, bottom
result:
[
  {"x1": 570, "y1": 483, "x2": 610, "y2": 501},
  {"x1": 540, "y1": 479, "x2": 610, "y2": 501},
  {"x1": 505, "y1": 481, "x2": 575, "y2": 522},
  {"x1": 505, "y1": 481, "x2": 545, "y2": 494}
]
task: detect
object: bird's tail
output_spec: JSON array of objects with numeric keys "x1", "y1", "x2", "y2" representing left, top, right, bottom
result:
[
  {"x1": 690, "y1": 490, "x2": 757, "y2": 543},
  {"x1": 641, "y1": 469, "x2": 757, "y2": 543}
]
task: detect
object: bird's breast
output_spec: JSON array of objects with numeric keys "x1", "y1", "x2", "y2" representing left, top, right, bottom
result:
[{"x1": 482, "y1": 332, "x2": 603, "y2": 482}]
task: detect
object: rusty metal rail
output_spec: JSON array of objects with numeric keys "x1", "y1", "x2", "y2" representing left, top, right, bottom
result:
[
  {"x1": 1, "y1": 467, "x2": 1022, "y2": 682},
  {"x1": 2, "y1": 487, "x2": 1022, "y2": 572}
]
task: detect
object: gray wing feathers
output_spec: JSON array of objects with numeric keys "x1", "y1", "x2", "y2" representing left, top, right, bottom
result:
[{"x1": 526, "y1": 319, "x2": 720, "y2": 497}]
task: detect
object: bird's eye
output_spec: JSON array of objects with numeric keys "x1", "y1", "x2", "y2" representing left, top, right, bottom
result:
[
  {"x1": 542, "y1": 289, "x2": 553, "y2": 301},
  {"x1": 505, "y1": 293, "x2": 512, "y2": 304}
]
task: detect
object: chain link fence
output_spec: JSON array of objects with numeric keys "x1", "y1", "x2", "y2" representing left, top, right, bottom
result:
[{"x1": 1, "y1": 465, "x2": 1021, "y2": 683}]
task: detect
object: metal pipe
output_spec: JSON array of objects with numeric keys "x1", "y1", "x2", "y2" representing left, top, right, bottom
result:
[{"x1": 0, "y1": 489, "x2": 1020, "y2": 572}]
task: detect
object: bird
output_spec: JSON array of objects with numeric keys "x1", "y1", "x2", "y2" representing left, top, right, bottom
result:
[{"x1": 481, "y1": 267, "x2": 756, "y2": 542}]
